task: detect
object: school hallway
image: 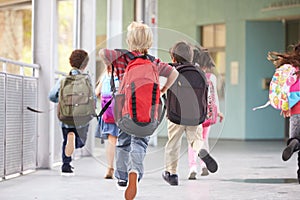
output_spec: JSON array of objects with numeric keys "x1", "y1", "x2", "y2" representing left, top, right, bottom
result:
[{"x1": 0, "y1": 138, "x2": 299, "y2": 200}]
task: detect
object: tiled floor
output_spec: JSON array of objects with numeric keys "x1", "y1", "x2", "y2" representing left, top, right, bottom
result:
[{"x1": 0, "y1": 138, "x2": 299, "y2": 200}]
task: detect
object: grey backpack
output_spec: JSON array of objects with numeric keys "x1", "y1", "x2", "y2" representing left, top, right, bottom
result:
[{"x1": 57, "y1": 70, "x2": 96, "y2": 126}]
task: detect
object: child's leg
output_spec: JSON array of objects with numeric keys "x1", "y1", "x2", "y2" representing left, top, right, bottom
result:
[
  {"x1": 200, "y1": 125, "x2": 211, "y2": 168},
  {"x1": 282, "y1": 115, "x2": 300, "y2": 161},
  {"x1": 75, "y1": 125, "x2": 89, "y2": 149},
  {"x1": 106, "y1": 134, "x2": 117, "y2": 169},
  {"x1": 105, "y1": 134, "x2": 117, "y2": 179},
  {"x1": 298, "y1": 151, "x2": 300, "y2": 184},
  {"x1": 187, "y1": 145, "x2": 198, "y2": 180},
  {"x1": 62, "y1": 128, "x2": 72, "y2": 164},
  {"x1": 65, "y1": 132, "x2": 75, "y2": 157},
  {"x1": 188, "y1": 145, "x2": 198, "y2": 169}
]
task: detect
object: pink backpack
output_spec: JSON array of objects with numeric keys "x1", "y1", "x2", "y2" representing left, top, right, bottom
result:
[
  {"x1": 100, "y1": 74, "x2": 117, "y2": 123},
  {"x1": 202, "y1": 73, "x2": 218, "y2": 127}
]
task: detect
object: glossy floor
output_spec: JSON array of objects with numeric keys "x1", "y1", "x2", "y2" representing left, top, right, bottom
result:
[{"x1": 0, "y1": 139, "x2": 299, "y2": 200}]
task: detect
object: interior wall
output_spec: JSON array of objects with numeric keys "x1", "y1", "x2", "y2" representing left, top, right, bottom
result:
[
  {"x1": 95, "y1": 0, "x2": 300, "y2": 140},
  {"x1": 157, "y1": 0, "x2": 300, "y2": 140}
]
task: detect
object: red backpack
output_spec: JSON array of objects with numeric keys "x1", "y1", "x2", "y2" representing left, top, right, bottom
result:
[{"x1": 112, "y1": 50, "x2": 165, "y2": 137}]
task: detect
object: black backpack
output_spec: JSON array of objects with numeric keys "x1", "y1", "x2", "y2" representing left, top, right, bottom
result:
[{"x1": 166, "y1": 63, "x2": 208, "y2": 125}]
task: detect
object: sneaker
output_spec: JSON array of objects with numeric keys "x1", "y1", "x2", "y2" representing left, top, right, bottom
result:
[
  {"x1": 116, "y1": 179, "x2": 128, "y2": 190},
  {"x1": 198, "y1": 149, "x2": 218, "y2": 173},
  {"x1": 188, "y1": 166, "x2": 197, "y2": 180},
  {"x1": 125, "y1": 171, "x2": 138, "y2": 200},
  {"x1": 61, "y1": 164, "x2": 74, "y2": 176},
  {"x1": 282, "y1": 139, "x2": 299, "y2": 161},
  {"x1": 65, "y1": 132, "x2": 75, "y2": 157},
  {"x1": 201, "y1": 167, "x2": 209, "y2": 176},
  {"x1": 162, "y1": 171, "x2": 178, "y2": 186}
]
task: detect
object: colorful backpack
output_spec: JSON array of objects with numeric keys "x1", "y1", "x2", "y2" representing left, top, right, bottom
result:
[
  {"x1": 100, "y1": 74, "x2": 119, "y2": 123},
  {"x1": 113, "y1": 50, "x2": 165, "y2": 137},
  {"x1": 58, "y1": 70, "x2": 96, "y2": 126},
  {"x1": 202, "y1": 73, "x2": 218, "y2": 127},
  {"x1": 166, "y1": 63, "x2": 208, "y2": 126},
  {"x1": 269, "y1": 64, "x2": 297, "y2": 111}
]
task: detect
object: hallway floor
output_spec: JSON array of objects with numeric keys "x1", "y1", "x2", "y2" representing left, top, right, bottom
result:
[{"x1": 0, "y1": 139, "x2": 299, "y2": 200}]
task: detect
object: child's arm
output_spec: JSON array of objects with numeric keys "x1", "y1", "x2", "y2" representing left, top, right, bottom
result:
[
  {"x1": 281, "y1": 110, "x2": 290, "y2": 118},
  {"x1": 160, "y1": 68, "x2": 178, "y2": 94},
  {"x1": 48, "y1": 78, "x2": 62, "y2": 103},
  {"x1": 95, "y1": 79, "x2": 102, "y2": 98},
  {"x1": 210, "y1": 73, "x2": 224, "y2": 122}
]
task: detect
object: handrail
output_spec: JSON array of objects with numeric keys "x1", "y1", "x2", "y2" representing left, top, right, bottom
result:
[
  {"x1": 54, "y1": 70, "x2": 67, "y2": 76},
  {"x1": 0, "y1": 57, "x2": 40, "y2": 69}
]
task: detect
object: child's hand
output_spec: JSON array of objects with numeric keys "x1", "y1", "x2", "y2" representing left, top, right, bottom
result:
[
  {"x1": 281, "y1": 110, "x2": 290, "y2": 118},
  {"x1": 218, "y1": 112, "x2": 224, "y2": 122}
]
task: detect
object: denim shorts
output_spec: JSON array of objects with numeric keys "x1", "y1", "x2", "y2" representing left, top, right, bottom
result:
[{"x1": 95, "y1": 118, "x2": 119, "y2": 139}]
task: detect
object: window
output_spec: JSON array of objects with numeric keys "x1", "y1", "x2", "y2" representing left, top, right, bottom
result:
[
  {"x1": 201, "y1": 24, "x2": 226, "y2": 100},
  {"x1": 57, "y1": 0, "x2": 75, "y2": 73},
  {"x1": 0, "y1": 4, "x2": 32, "y2": 74}
]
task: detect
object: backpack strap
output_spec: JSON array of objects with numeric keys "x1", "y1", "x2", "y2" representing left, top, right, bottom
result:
[
  {"x1": 115, "y1": 49, "x2": 135, "y2": 60},
  {"x1": 159, "y1": 94, "x2": 167, "y2": 123},
  {"x1": 134, "y1": 54, "x2": 155, "y2": 62},
  {"x1": 97, "y1": 65, "x2": 116, "y2": 119},
  {"x1": 115, "y1": 49, "x2": 155, "y2": 62},
  {"x1": 97, "y1": 96, "x2": 113, "y2": 119}
]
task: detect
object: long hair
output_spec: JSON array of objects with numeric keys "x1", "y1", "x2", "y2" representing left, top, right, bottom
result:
[
  {"x1": 268, "y1": 42, "x2": 300, "y2": 68},
  {"x1": 193, "y1": 45, "x2": 215, "y2": 69}
]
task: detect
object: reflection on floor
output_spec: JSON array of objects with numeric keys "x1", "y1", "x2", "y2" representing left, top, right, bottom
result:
[{"x1": 0, "y1": 139, "x2": 299, "y2": 200}]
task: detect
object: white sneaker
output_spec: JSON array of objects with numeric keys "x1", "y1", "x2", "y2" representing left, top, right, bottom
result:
[{"x1": 188, "y1": 166, "x2": 197, "y2": 180}]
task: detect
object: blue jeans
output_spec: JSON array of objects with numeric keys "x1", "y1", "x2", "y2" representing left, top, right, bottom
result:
[
  {"x1": 61, "y1": 125, "x2": 89, "y2": 165},
  {"x1": 114, "y1": 131, "x2": 150, "y2": 181}
]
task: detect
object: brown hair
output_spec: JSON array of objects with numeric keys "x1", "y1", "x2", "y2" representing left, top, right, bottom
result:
[
  {"x1": 170, "y1": 41, "x2": 193, "y2": 64},
  {"x1": 268, "y1": 42, "x2": 300, "y2": 68},
  {"x1": 193, "y1": 46, "x2": 215, "y2": 68},
  {"x1": 69, "y1": 49, "x2": 89, "y2": 69}
]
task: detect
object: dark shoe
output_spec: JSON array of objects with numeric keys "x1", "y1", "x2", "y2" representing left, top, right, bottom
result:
[
  {"x1": 125, "y1": 171, "x2": 138, "y2": 200},
  {"x1": 162, "y1": 171, "x2": 178, "y2": 186},
  {"x1": 116, "y1": 179, "x2": 128, "y2": 190},
  {"x1": 61, "y1": 164, "x2": 74, "y2": 176},
  {"x1": 282, "y1": 139, "x2": 299, "y2": 161},
  {"x1": 199, "y1": 149, "x2": 218, "y2": 173}
]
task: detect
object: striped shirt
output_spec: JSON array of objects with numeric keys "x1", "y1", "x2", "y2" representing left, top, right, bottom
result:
[{"x1": 100, "y1": 49, "x2": 173, "y2": 81}]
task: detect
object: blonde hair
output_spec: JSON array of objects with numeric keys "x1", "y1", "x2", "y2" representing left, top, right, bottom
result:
[{"x1": 126, "y1": 21, "x2": 153, "y2": 54}]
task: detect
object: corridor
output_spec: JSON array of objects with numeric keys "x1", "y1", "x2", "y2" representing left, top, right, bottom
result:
[{"x1": 0, "y1": 139, "x2": 299, "y2": 200}]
